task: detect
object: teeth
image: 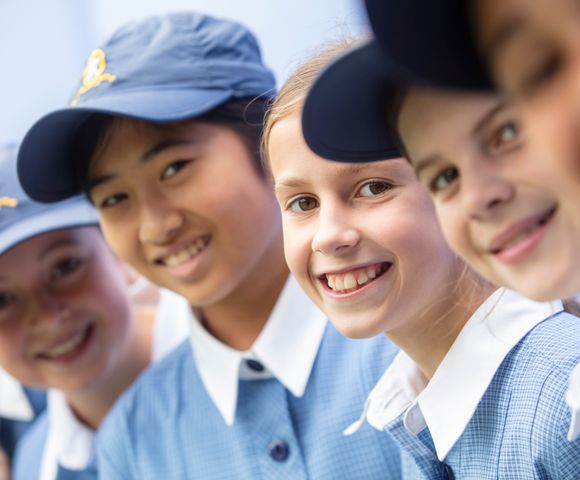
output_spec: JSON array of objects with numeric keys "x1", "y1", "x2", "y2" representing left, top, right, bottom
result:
[
  {"x1": 44, "y1": 330, "x2": 86, "y2": 359},
  {"x1": 326, "y1": 264, "x2": 386, "y2": 293},
  {"x1": 164, "y1": 239, "x2": 206, "y2": 267}
]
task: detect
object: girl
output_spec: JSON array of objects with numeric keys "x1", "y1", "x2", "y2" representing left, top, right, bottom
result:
[
  {"x1": 0, "y1": 145, "x2": 187, "y2": 479},
  {"x1": 17, "y1": 13, "x2": 402, "y2": 478},
  {"x1": 265, "y1": 42, "x2": 580, "y2": 478}
]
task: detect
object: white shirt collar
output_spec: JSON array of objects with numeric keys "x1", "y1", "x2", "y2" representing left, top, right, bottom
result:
[
  {"x1": 0, "y1": 368, "x2": 33, "y2": 421},
  {"x1": 349, "y1": 288, "x2": 562, "y2": 460},
  {"x1": 151, "y1": 288, "x2": 192, "y2": 361},
  {"x1": 188, "y1": 275, "x2": 327, "y2": 426}
]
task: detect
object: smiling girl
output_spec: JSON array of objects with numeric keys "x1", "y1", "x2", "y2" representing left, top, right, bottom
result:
[{"x1": 266, "y1": 42, "x2": 580, "y2": 478}]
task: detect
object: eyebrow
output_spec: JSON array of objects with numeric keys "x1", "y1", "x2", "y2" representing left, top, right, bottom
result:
[
  {"x1": 470, "y1": 100, "x2": 509, "y2": 137},
  {"x1": 483, "y1": 15, "x2": 527, "y2": 62},
  {"x1": 86, "y1": 138, "x2": 196, "y2": 194}
]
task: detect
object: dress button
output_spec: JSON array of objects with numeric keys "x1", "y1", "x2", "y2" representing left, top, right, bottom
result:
[
  {"x1": 245, "y1": 359, "x2": 265, "y2": 372},
  {"x1": 269, "y1": 440, "x2": 289, "y2": 462}
]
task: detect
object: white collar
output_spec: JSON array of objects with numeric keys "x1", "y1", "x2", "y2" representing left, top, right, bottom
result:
[
  {"x1": 348, "y1": 288, "x2": 562, "y2": 460},
  {"x1": 41, "y1": 390, "x2": 95, "y2": 477},
  {"x1": 0, "y1": 368, "x2": 33, "y2": 421},
  {"x1": 188, "y1": 275, "x2": 327, "y2": 426}
]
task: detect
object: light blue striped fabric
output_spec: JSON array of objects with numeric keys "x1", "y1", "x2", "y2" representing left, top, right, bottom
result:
[
  {"x1": 385, "y1": 311, "x2": 580, "y2": 479},
  {"x1": 97, "y1": 323, "x2": 403, "y2": 479}
]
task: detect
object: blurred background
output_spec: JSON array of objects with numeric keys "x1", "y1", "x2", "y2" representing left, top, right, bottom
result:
[{"x1": 0, "y1": 0, "x2": 368, "y2": 146}]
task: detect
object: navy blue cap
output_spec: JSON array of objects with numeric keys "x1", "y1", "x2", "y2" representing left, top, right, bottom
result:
[
  {"x1": 0, "y1": 144, "x2": 98, "y2": 256},
  {"x1": 17, "y1": 12, "x2": 276, "y2": 203},
  {"x1": 302, "y1": 39, "x2": 402, "y2": 163},
  {"x1": 364, "y1": 0, "x2": 492, "y2": 90}
]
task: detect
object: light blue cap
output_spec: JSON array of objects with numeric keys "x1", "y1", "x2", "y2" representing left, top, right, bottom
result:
[{"x1": 0, "y1": 144, "x2": 98, "y2": 255}]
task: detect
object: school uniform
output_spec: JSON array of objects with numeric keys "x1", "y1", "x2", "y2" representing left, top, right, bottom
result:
[
  {"x1": 0, "y1": 369, "x2": 46, "y2": 460},
  {"x1": 348, "y1": 288, "x2": 580, "y2": 479},
  {"x1": 12, "y1": 290, "x2": 190, "y2": 480},
  {"x1": 97, "y1": 276, "x2": 402, "y2": 479}
]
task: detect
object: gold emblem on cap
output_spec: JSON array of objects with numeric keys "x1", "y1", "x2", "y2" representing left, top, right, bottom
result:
[
  {"x1": 0, "y1": 197, "x2": 18, "y2": 208},
  {"x1": 71, "y1": 48, "x2": 117, "y2": 106}
]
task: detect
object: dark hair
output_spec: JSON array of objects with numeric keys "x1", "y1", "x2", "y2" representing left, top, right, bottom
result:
[{"x1": 73, "y1": 96, "x2": 271, "y2": 196}]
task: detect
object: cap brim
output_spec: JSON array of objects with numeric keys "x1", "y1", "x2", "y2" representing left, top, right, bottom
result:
[
  {"x1": 364, "y1": 0, "x2": 492, "y2": 90},
  {"x1": 302, "y1": 40, "x2": 401, "y2": 163},
  {"x1": 18, "y1": 88, "x2": 232, "y2": 202},
  {"x1": 0, "y1": 196, "x2": 99, "y2": 255}
]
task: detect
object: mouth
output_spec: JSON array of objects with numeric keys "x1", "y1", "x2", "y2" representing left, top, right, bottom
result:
[
  {"x1": 155, "y1": 236, "x2": 210, "y2": 267},
  {"x1": 488, "y1": 206, "x2": 556, "y2": 257},
  {"x1": 320, "y1": 262, "x2": 392, "y2": 295},
  {"x1": 37, "y1": 323, "x2": 94, "y2": 362}
]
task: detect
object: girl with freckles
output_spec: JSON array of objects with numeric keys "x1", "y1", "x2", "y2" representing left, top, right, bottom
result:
[{"x1": 265, "y1": 42, "x2": 580, "y2": 479}]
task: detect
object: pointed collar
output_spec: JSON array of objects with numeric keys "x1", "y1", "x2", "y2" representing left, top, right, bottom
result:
[
  {"x1": 188, "y1": 275, "x2": 327, "y2": 426},
  {"x1": 350, "y1": 288, "x2": 562, "y2": 460},
  {"x1": 0, "y1": 368, "x2": 33, "y2": 421}
]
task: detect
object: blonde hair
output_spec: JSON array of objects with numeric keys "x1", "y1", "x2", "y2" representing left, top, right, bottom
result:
[{"x1": 261, "y1": 38, "x2": 359, "y2": 168}]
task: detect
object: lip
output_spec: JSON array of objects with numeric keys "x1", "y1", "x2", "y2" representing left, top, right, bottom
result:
[
  {"x1": 36, "y1": 323, "x2": 95, "y2": 364},
  {"x1": 152, "y1": 235, "x2": 210, "y2": 265},
  {"x1": 317, "y1": 261, "x2": 392, "y2": 298},
  {"x1": 154, "y1": 235, "x2": 211, "y2": 279},
  {"x1": 487, "y1": 206, "x2": 556, "y2": 265}
]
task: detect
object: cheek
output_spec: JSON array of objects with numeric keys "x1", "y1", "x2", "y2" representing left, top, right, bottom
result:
[{"x1": 281, "y1": 221, "x2": 310, "y2": 277}]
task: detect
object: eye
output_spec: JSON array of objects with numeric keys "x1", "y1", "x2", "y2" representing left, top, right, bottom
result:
[
  {"x1": 430, "y1": 167, "x2": 459, "y2": 193},
  {"x1": 357, "y1": 180, "x2": 392, "y2": 198},
  {"x1": 288, "y1": 196, "x2": 318, "y2": 213},
  {"x1": 487, "y1": 121, "x2": 522, "y2": 156},
  {"x1": 161, "y1": 160, "x2": 189, "y2": 180},
  {"x1": 99, "y1": 193, "x2": 128, "y2": 209},
  {"x1": 0, "y1": 291, "x2": 16, "y2": 310},
  {"x1": 50, "y1": 257, "x2": 84, "y2": 282}
]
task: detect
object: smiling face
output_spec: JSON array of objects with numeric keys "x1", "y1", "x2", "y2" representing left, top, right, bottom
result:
[
  {"x1": 398, "y1": 86, "x2": 580, "y2": 300},
  {"x1": 474, "y1": 0, "x2": 580, "y2": 185},
  {"x1": 0, "y1": 227, "x2": 133, "y2": 392},
  {"x1": 267, "y1": 113, "x2": 465, "y2": 339},
  {"x1": 87, "y1": 118, "x2": 284, "y2": 308}
]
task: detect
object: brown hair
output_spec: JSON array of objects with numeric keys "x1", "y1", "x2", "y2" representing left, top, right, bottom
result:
[{"x1": 261, "y1": 39, "x2": 359, "y2": 170}]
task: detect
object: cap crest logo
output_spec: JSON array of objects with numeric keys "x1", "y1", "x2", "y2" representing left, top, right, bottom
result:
[
  {"x1": 71, "y1": 48, "x2": 117, "y2": 106},
  {"x1": 0, "y1": 197, "x2": 18, "y2": 208}
]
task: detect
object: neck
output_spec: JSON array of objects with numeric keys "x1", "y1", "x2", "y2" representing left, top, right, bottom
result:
[
  {"x1": 200, "y1": 234, "x2": 289, "y2": 351},
  {"x1": 387, "y1": 280, "x2": 496, "y2": 380},
  {"x1": 65, "y1": 307, "x2": 154, "y2": 430}
]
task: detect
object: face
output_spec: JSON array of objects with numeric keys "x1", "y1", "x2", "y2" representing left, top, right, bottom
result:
[
  {"x1": 398, "y1": 86, "x2": 580, "y2": 301},
  {"x1": 474, "y1": 0, "x2": 580, "y2": 184},
  {"x1": 88, "y1": 120, "x2": 283, "y2": 307},
  {"x1": 0, "y1": 227, "x2": 133, "y2": 392},
  {"x1": 268, "y1": 113, "x2": 464, "y2": 339}
]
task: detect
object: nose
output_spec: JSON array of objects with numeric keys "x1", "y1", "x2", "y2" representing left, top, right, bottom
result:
[
  {"x1": 461, "y1": 163, "x2": 514, "y2": 220},
  {"x1": 138, "y1": 193, "x2": 184, "y2": 245},
  {"x1": 30, "y1": 288, "x2": 71, "y2": 328},
  {"x1": 311, "y1": 205, "x2": 360, "y2": 255}
]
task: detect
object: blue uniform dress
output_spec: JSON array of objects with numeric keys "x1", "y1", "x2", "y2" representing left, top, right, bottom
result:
[
  {"x1": 348, "y1": 288, "x2": 580, "y2": 479},
  {"x1": 0, "y1": 369, "x2": 46, "y2": 461},
  {"x1": 97, "y1": 277, "x2": 403, "y2": 479},
  {"x1": 11, "y1": 290, "x2": 190, "y2": 480}
]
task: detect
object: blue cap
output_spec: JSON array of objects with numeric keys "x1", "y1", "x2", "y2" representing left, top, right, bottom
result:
[
  {"x1": 0, "y1": 144, "x2": 98, "y2": 256},
  {"x1": 17, "y1": 12, "x2": 276, "y2": 202},
  {"x1": 364, "y1": 0, "x2": 491, "y2": 90},
  {"x1": 302, "y1": 39, "x2": 408, "y2": 163}
]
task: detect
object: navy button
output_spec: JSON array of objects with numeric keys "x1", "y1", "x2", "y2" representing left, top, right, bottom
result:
[
  {"x1": 245, "y1": 359, "x2": 265, "y2": 372},
  {"x1": 269, "y1": 440, "x2": 289, "y2": 462}
]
